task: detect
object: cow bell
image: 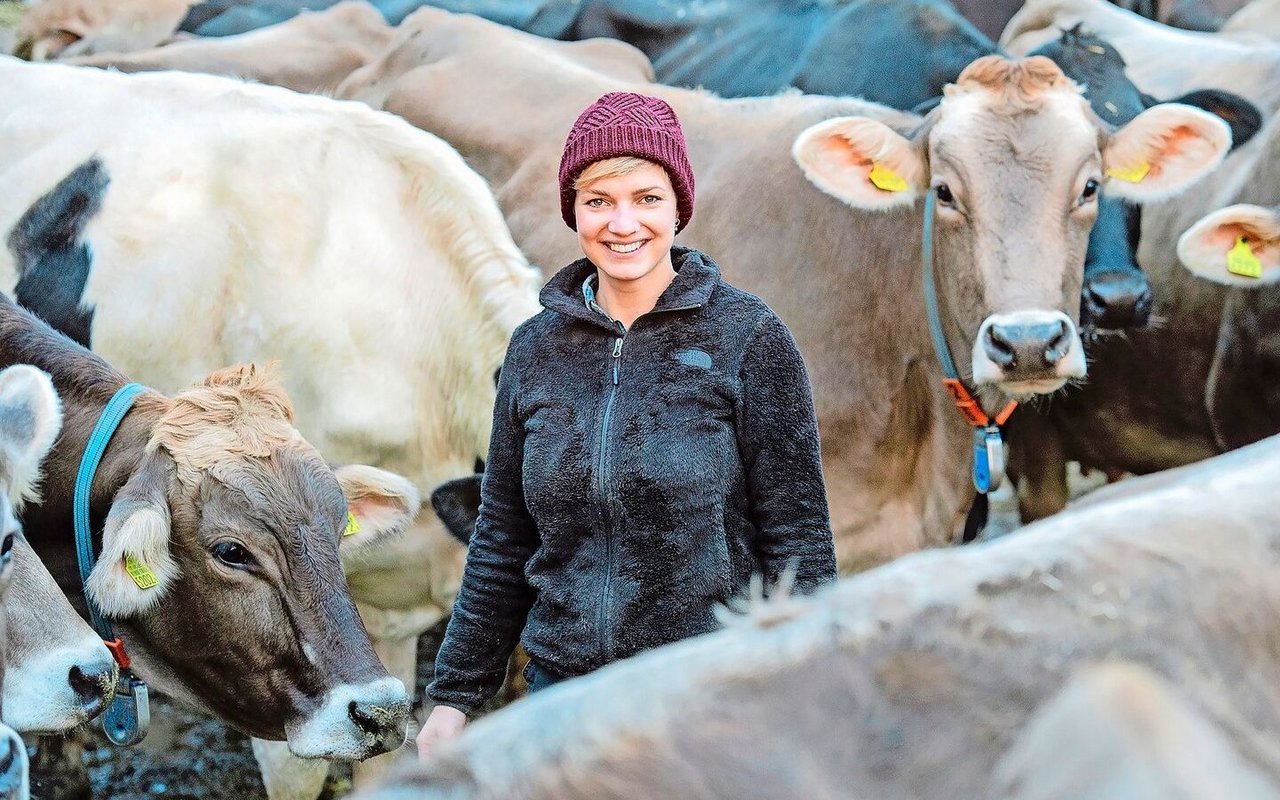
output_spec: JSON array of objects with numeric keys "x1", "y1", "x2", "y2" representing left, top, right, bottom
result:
[
  {"x1": 972, "y1": 425, "x2": 1007, "y2": 494},
  {"x1": 103, "y1": 675, "x2": 150, "y2": 747}
]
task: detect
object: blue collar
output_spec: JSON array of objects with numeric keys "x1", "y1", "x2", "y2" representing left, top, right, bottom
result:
[
  {"x1": 73, "y1": 382, "x2": 154, "y2": 746},
  {"x1": 73, "y1": 382, "x2": 147, "y2": 638}
]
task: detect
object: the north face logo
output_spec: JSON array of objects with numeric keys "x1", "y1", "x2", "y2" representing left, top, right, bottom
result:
[{"x1": 675, "y1": 349, "x2": 713, "y2": 369}]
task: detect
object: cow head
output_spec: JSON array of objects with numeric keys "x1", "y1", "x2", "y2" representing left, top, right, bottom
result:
[
  {"x1": 793, "y1": 55, "x2": 1230, "y2": 399},
  {"x1": 1178, "y1": 204, "x2": 1280, "y2": 287},
  {"x1": 0, "y1": 365, "x2": 118, "y2": 737},
  {"x1": 1031, "y1": 26, "x2": 1262, "y2": 332},
  {"x1": 82, "y1": 364, "x2": 418, "y2": 759}
]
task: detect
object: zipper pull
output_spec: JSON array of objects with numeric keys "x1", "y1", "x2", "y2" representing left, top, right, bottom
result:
[{"x1": 612, "y1": 337, "x2": 622, "y2": 385}]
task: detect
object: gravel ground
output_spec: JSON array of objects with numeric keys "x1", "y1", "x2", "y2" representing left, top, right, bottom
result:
[{"x1": 27, "y1": 624, "x2": 451, "y2": 800}]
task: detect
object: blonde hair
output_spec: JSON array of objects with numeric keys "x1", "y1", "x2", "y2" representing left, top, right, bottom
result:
[{"x1": 573, "y1": 157, "x2": 660, "y2": 191}]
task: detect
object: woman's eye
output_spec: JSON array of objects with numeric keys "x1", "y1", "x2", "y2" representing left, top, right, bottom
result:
[
  {"x1": 212, "y1": 541, "x2": 255, "y2": 569},
  {"x1": 1080, "y1": 178, "x2": 1101, "y2": 204},
  {"x1": 934, "y1": 183, "x2": 955, "y2": 205},
  {"x1": 639, "y1": 195, "x2": 660, "y2": 204},
  {"x1": 585, "y1": 198, "x2": 606, "y2": 208}
]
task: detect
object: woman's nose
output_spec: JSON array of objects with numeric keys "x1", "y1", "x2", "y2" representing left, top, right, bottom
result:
[{"x1": 608, "y1": 205, "x2": 638, "y2": 234}]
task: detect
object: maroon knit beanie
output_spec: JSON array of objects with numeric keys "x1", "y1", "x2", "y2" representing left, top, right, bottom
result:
[{"x1": 558, "y1": 91, "x2": 695, "y2": 232}]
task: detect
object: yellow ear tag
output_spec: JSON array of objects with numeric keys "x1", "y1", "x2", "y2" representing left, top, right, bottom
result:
[
  {"x1": 125, "y1": 555, "x2": 159, "y2": 590},
  {"x1": 1227, "y1": 236, "x2": 1263, "y2": 279},
  {"x1": 343, "y1": 511, "x2": 361, "y2": 537},
  {"x1": 1106, "y1": 161, "x2": 1151, "y2": 183},
  {"x1": 868, "y1": 162, "x2": 909, "y2": 193}
]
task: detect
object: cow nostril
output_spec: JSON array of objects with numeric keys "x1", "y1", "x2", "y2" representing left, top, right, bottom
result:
[
  {"x1": 983, "y1": 326, "x2": 1018, "y2": 370},
  {"x1": 0, "y1": 735, "x2": 12, "y2": 774},
  {"x1": 68, "y1": 664, "x2": 115, "y2": 708},
  {"x1": 348, "y1": 699, "x2": 408, "y2": 738},
  {"x1": 1043, "y1": 320, "x2": 1071, "y2": 366}
]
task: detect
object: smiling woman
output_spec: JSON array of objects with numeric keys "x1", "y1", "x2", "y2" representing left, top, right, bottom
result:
[{"x1": 415, "y1": 90, "x2": 838, "y2": 757}]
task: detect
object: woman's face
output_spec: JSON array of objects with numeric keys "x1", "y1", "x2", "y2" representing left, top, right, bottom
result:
[{"x1": 574, "y1": 161, "x2": 678, "y2": 285}]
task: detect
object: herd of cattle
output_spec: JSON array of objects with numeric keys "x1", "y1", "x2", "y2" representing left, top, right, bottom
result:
[{"x1": 0, "y1": 0, "x2": 1278, "y2": 797}]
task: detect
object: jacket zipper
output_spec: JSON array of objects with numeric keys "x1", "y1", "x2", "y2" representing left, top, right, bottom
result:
[{"x1": 597, "y1": 325, "x2": 625, "y2": 663}]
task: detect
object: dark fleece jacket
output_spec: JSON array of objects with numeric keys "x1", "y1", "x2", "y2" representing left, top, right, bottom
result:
[{"x1": 429, "y1": 247, "x2": 835, "y2": 713}]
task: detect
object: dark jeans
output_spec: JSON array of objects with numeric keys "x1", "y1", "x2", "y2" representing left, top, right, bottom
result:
[{"x1": 522, "y1": 660, "x2": 564, "y2": 694}]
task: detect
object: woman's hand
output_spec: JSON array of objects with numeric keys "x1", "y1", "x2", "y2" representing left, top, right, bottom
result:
[{"x1": 416, "y1": 705, "x2": 468, "y2": 762}]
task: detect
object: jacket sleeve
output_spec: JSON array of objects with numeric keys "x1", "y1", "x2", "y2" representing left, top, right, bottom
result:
[
  {"x1": 428, "y1": 337, "x2": 539, "y2": 714},
  {"x1": 735, "y1": 312, "x2": 837, "y2": 594}
]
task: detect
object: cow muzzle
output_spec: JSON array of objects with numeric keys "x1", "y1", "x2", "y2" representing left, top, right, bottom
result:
[
  {"x1": 0, "y1": 724, "x2": 28, "y2": 800},
  {"x1": 973, "y1": 311, "x2": 1087, "y2": 395},
  {"x1": 4, "y1": 632, "x2": 117, "y2": 733},
  {"x1": 284, "y1": 676, "x2": 409, "y2": 760},
  {"x1": 1081, "y1": 266, "x2": 1153, "y2": 331}
]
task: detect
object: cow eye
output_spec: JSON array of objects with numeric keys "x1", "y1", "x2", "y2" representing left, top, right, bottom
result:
[
  {"x1": 211, "y1": 541, "x2": 255, "y2": 569},
  {"x1": 1080, "y1": 178, "x2": 1100, "y2": 204},
  {"x1": 934, "y1": 183, "x2": 955, "y2": 206},
  {"x1": 0, "y1": 533, "x2": 13, "y2": 563}
]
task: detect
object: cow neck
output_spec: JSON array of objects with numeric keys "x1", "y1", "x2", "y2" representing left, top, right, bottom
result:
[
  {"x1": 0, "y1": 298, "x2": 161, "y2": 746},
  {"x1": 921, "y1": 188, "x2": 1017, "y2": 499},
  {"x1": 0, "y1": 296, "x2": 158, "y2": 589}
]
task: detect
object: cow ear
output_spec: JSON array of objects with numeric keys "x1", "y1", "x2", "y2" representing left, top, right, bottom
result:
[
  {"x1": 333, "y1": 465, "x2": 420, "y2": 554},
  {"x1": 87, "y1": 449, "x2": 179, "y2": 617},
  {"x1": 1165, "y1": 89, "x2": 1263, "y2": 153},
  {"x1": 1177, "y1": 204, "x2": 1280, "y2": 287},
  {"x1": 430, "y1": 475, "x2": 483, "y2": 546},
  {"x1": 1103, "y1": 104, "x2": 1231, "y2": 203},
  {"x1": 0, "y1": 365, "x2": 62, "y2": 509},
  {"x1": 792, "y1": 117, "x2": 925, "y2": 211}
]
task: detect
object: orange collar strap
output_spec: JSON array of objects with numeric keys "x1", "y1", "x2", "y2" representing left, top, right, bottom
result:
[{"x1": 942, "y1": 378, "x2": 1018, "y2": 428}]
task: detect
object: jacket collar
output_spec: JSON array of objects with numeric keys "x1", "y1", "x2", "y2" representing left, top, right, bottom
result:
[{"x1": 540, "y1": 247, "x2": 720, "y2": 329}]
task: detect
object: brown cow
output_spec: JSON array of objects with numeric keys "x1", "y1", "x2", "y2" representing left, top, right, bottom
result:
[
  {"x1": 337, "y1": 8, "x2": 1230, "y2": 570},
  {"x1": 353, "y1": 432, "x2": 1280, "y2": 800},
  {"x1": 0, "y1": 290, "x2": 419, "y2": 761},
  {"x1": 64, "y1": 2, "x2": 395, "y2": 93}
]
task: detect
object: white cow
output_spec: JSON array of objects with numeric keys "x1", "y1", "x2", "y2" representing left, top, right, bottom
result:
[{"x1": 0, "y1": 57, "x2": 541, "y2": 796}]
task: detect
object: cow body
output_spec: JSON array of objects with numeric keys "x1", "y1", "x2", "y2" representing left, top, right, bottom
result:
[
  {"x1": 65, "y1": 1, "x2": 395, "y2": 93},
  {"x1": 0, "y1": 56, "x2": 541, "y2": 794},
  {"x1": 336, "y1": 8, "x2": 1228, "y2": 569},
  {"x1": 354, "y1": 433, "x2": 1280, "y2": 800}
]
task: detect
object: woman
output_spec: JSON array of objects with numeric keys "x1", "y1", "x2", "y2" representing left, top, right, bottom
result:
[{"x1": 417, "y1": 91, "x2": 836, "y2": 756}]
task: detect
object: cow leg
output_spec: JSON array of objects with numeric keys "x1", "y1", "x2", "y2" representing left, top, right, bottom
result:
[
  {"x1": 1008, "y1": 412, "x2": 1070, "y2": 523},
  {"x1": 251, "y1": 739, "x2": 329, "y2": 800}
]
